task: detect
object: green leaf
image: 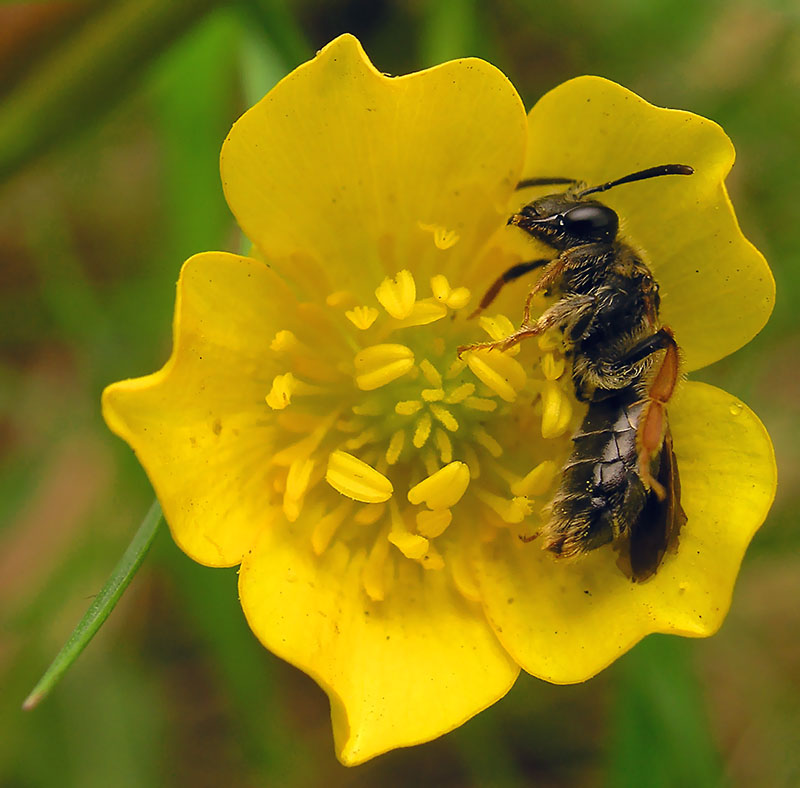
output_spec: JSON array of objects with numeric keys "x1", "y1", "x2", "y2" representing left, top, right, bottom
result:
[{"x1": 22, "y1": 500, "x2": 162, "y2": 711}]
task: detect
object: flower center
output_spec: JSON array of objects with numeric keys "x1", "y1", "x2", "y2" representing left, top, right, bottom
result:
[{"x1": 264, "y1": 265, "x2": 579, "y2": 601}]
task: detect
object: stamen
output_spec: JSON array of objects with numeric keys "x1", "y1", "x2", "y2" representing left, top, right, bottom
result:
[
  {"x1": 419, "y1": 359, "x2": 443, "y2": 387},
  {"x1": 392, "y1": 300, "x2": 448, "y2": 328},
  {"x1": 277, "y1": 410, "x2": 321, "y2": 433},
  {"x1": 345, "y1": 427, "x2": 381, "y2": 450},
  {"x1": 311, "y1": 501, "x2": 352, "y2": 555},
  {"x1": 473, "y1": 427, "x2": 503, "y2": 458},
  {"x1": 354, "y1": 502, "x2": 386, "y2": 525},
  {"x1": 420, "y1": 543, "x2": 445, "y2": 570},
  {"x1": 464, "y1": 396, "x2": 497, "y2": 412},
  {"x1": 266, "y1": 372, "x2": 296, "y2": 410},
  {"x1": 445, "y1": 382, "x2": 475, "y2": 403},
  {"x1": 434, "y1": 428, "x2": 452, "y2": 464},
  {"x1": 396, "y1": 400, "x2": 423, "y2": 415},
  {"x1": 465, "y1": 350, "x2": 527, "y2": 402},
  {"x1": 416, "y1": 508, "x2": 452, "y2": 538},
  {"x1": 270, "y1": 330, "x2": 299, "y2": 352},
  {"x1": 511, "y1": 460, "x2": 558, "y2": 497},
  {"x1": 475, "y1": 489, "x2": 531, "y2": 523},
  {"x1": 375, "y1": 269, "x2": 416, "y2": 319},
  {"x1": 354, "y1": 343, "x2": 415, "y2": 390},
  {"x1": 542, "y1": 352, "x2": 566, "y2": 381},
  {"x1": 413, "y1": 412, "x2": 432, "y2": 448},
  {"x1": 326, "y1": 290, "x2": 357, "y2": 308},
  {"x1": 421, "y1": 388, "x2": 445, "y2": 402},
  {"x1": 429, "y1": 403, "x2": 459, "y2": 432},
  {"x1": 407, "y1": 461, "x2": 470, "y2": 510},
  {"x1": 541, "y1": 381, "x2": 573, "y2": 439},
  {"x1": 538, "y1": 329, "x2": 563, "y2": 352},
  {"x1": 462, "y1": 444, "x2": 481, "y2": 478},
  {"x1": 388, "y1": 503, "x2": 429, "y2": 559},
  {"x1": 325, "y1": 450, "x2": 394, "y2": 503},
  {"x1": 430, "y1": 274, "x2": 451, "y2": 302},
  {"x1": 419, "y1": 223, "x2": 460, "y2": 250},
  {"x1": 445, "y1": 358, "x2": 467, "y2": 379},
  {"x1": 346, "y1": 305, "x2": 379, "y2": 330},
  {"x1": 385, "y1": 430, "x2": 405, "y2": 465}
]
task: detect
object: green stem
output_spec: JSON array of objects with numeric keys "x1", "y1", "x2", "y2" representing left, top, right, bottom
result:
[{"x1": 22, "y1": 499, "x2": 163, "y2": 711}]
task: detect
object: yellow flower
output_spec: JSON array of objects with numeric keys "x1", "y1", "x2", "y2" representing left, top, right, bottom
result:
[{"x1": 102, "y1": 35, "x2": 776, "y2": 765}]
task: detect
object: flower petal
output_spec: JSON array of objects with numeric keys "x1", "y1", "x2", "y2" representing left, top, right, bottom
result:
[
  {"x1": 239, "y1": 527, "x2": 519, "y2": 765},
  {"x1": 516, "y1": 76, "x2": 773, "y2": 372},
  {"x1": 103, "y1": 252, "x2": 296, "y2": 567},
  {"x1": 221, "y1": 34, "x2": 527, "y2": 300},
  {"x1": 474, "y1": 380, "x2": 775, "y2": 683}
]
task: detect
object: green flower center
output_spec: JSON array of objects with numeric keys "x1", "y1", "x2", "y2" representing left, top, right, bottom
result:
[{"x1": 264, "y1": 260, "x2": 578, "y2": 600}]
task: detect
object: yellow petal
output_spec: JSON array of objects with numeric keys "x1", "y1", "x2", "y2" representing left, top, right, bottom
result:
[
  {"x1": 325, "y1": 450, "x2": 394, "y2": 503},
  {"x1": 521, "y1": 76, "x2": 774, "y2": 371},
  {"x1": 221, "y1": 34, "x2": 527, "y2": 300},
  {"x1": 102, "y1": 252, "x2": 292, "y2": 567},
  {"x1": 239, "y1": 530, "x2": 519, "y2": 765},
  {"x1": 474, "y1": 381, "x2": 775, "y2": 683}
]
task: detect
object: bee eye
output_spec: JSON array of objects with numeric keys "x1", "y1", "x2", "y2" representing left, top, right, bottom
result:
[{"x1": 562, "y1": 204, "x2": 618, "y2": 241}]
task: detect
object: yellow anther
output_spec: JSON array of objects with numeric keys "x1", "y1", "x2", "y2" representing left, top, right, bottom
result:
[
  {"x1": 396, "y1": 400, "x2": 423, "y2": 416},
  {"x1": 388, "y1": 503, "x2": 429, "y2": 559},
  {"x1": 393, "y1": 299, "x2": 447, "y2": 327},
  {"x1": 465, "y1": 349, "x2": 527, "y2": 403},
  {"x1": 354, "y1": 502, "x2": 386, "y2": 525},
  {"x1": 270, "y1": 330, "x2": 299, "y2": 353},
  {"x1": 416, "y1": 508, "x2": 452, "y2": 538},
  {"x1": 363, "y1": 527, "x2": 392, "y2": 601},
  {"x1": 345, "y1": 305, "x2": 379, "y2": 330},
  {"x1": 266, "y1": 372, "x2": 297, "y2": 410},
  {"x1": 542, "y1": 352, "x2": 566, "y2": 381},
  {"x1": 385, "y1": 429, "x2": 405, "y2": 465},
  {"x1": 464, "y1": 396, "x2": 497, "y2": 412},
  {"x1": 375, "y1": 269, "x2": 416, "y2": 319},
  {"x1": 345, "y1": 427, "x2": 380, "y2": 450},
  {"x1": 446, "y1": 287, "x2": 470, "y2": 310},
  {"x1": 445, "y1": 358, "x2": 467, "y2": 378},
  {"x1": 430, "y1": 274, "x2": 451, "y2": 302},
  {"x1": 327, "y1": 290, "x2": 357, "y2": 308},
  {"x1": 538, "y1": 329, "x2": 564, "y2": 352},
  {"x1": 473, "y1": 427, "x2": 503, "y2": 458},
  {"x1": 419, "y1": 223, "x2": 460, "y2": 250},
  {"x1": 479, "y1": 313, "x2": 515, "y2": 340},
  {"x1": 407, "y1": 461, "x2": 470, "y2": 510},
  {"x1": 476, "y1": 489, "x2": 532, "y2": 523},
  {"x1": 354, "y1": 343, "x2": 415, "y2": 390},
  {"x1": 422, "y1": 388, "x2": 445, "y2": 402},
  {"x1": 445, "y1": 382, "x2": 475, "y2": 403},
  {"x1": 541, "y1": 381, "x2": 573, "y2": 439},
  {"x1": 336, "y1": 417, "x2": 365, "y2": 433},
  {"x1": 325, "y1": 450, "x2": 394, "y2": 503},
  {"x1": 352, "y1": 399, "x2": 383, "y2": 416},
  {"x1": 429, "y1": 403, "x2": 459, "y2": 432},
  {"x1": 419, "y1": 543, "x2": 445, "y2": 570},
  {"x1": 412, "y1": 412, "x2": 432, "y2": 448},
  {"x1": 419, "y1": 359, "x2": 443, "y2": 387},
  {"x1": 511, "y1": 460, "x2": 559, "y2": 497},
  {"x1": 311, "y1": 502, "x2": 352, "y2": 555},
  {"x1": 434, "y1": 428, "x2": 452, "y2": 464}
]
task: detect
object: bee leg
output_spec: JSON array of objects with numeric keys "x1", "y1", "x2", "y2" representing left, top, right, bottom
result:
[
  {"x1": 468, "y1": 258, "x2": 551, "y2": 319},
  {"x1": 633, "y1": 328, "x2": 680, "y2": 496}
]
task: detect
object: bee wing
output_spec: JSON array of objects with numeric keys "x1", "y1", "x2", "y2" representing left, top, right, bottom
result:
[{"x1": 629, "y1": 429, "x2": 686, "y2": 582}]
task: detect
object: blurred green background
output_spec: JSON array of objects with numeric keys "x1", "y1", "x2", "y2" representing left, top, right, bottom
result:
[{"x1": 1, "y1": 1, "x2": 798, "y2": 786}]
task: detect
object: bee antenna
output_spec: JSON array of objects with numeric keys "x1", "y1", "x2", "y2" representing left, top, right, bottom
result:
[{"x1": 576, "y1": 164, "x2": 694, "y2": 199}]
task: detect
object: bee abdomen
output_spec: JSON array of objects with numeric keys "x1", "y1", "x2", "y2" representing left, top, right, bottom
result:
[{"x1": 544, "y1": 387, "x2": 646, "y2": 557}]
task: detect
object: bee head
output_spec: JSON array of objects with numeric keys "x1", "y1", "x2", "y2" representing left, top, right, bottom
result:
[{"x1": 508, "y1": 196, "x2": 619, "y2": 250}]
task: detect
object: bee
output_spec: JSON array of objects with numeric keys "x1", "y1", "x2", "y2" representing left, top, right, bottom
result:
[{"x1": 460, "y1": 164, "x2": 692, "y2": 581}]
